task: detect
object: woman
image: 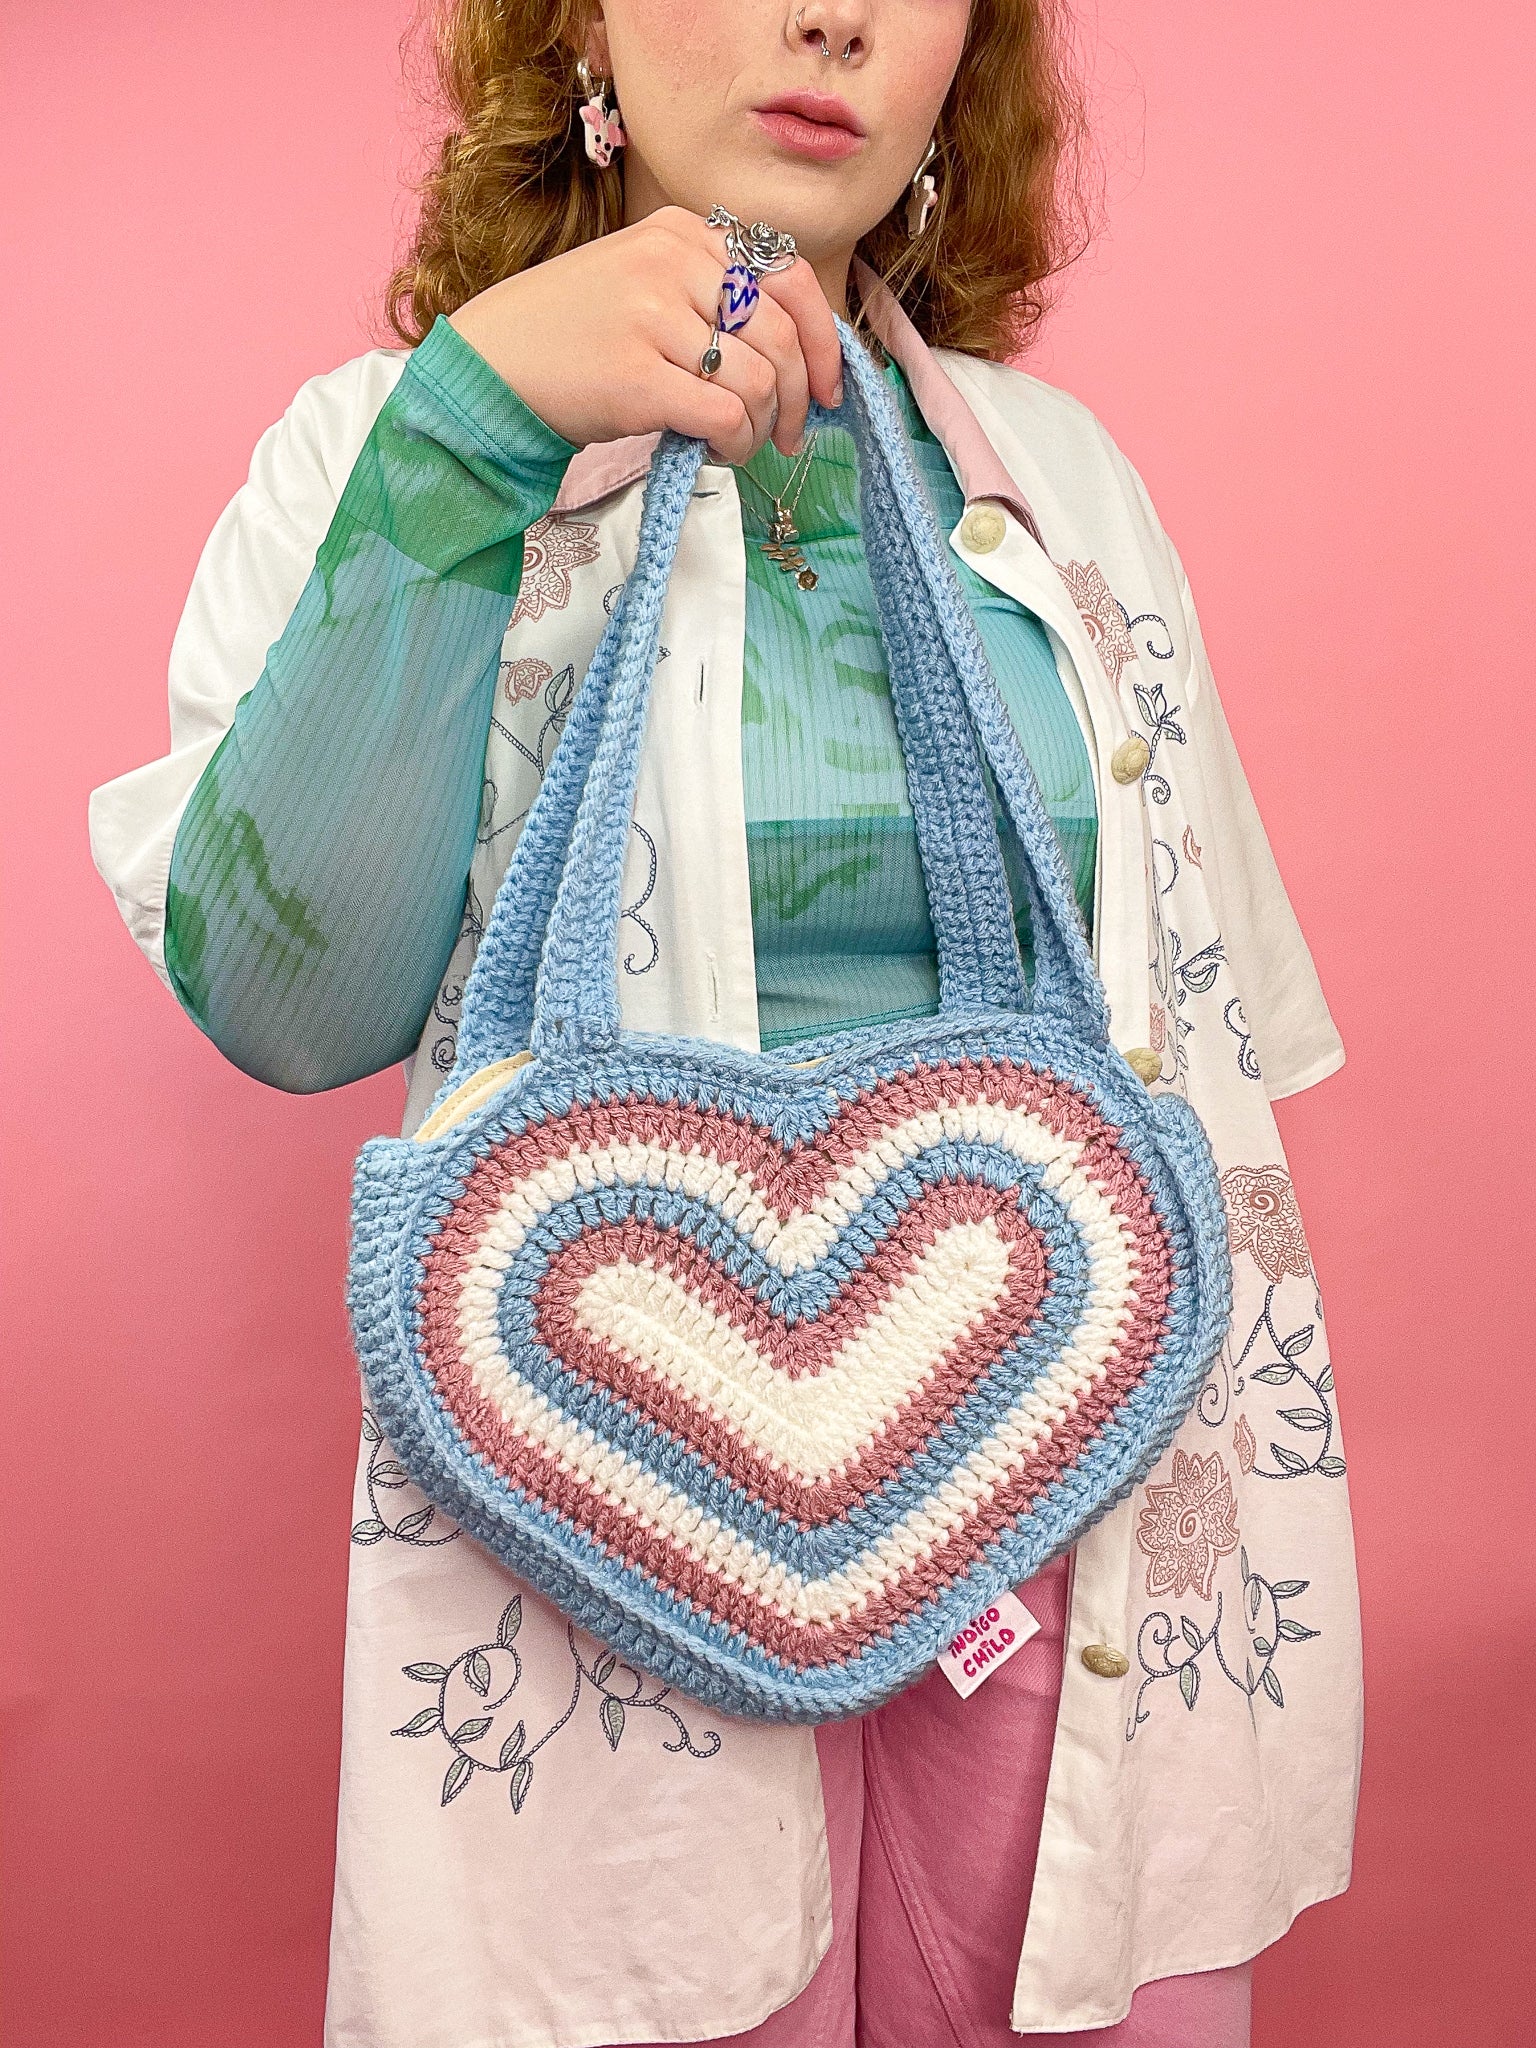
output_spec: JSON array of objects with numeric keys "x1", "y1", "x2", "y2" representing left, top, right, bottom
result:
[{"x1": 88, "y1": 2, "x2": 1362, "y2": 2043}]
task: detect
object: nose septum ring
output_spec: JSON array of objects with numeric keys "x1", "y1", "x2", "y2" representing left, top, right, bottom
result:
[{"x1": 794, "y1": 7, "x2": 855, "y2": 61}]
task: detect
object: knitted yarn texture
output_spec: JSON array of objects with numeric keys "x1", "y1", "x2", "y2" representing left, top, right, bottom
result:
[{"x1": 346, "y1": 320, "x2": 1233, "y2": 1722}]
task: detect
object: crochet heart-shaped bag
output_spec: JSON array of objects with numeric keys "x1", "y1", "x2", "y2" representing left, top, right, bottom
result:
[{"x1": 347, "y1": 319, "x2": 1232, "y2": 1722}]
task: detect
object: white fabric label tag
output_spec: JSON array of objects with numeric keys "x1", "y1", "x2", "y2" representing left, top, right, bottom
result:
[{"x1": 938, "y1": 1591, "x2": 1041, "y2": 1699}]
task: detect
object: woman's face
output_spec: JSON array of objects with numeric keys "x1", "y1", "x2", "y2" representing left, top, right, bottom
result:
[{"x1": 591, "y1": 0, "x2": 972, "y2": 301}]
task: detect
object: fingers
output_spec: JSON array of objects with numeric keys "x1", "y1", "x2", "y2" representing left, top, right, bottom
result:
[
  {"x1": 655, "y1": 205, "x2": 844, "y2": 418},
  {"x1": 709, "y1": 331, "x2": 782, "y2": 458},
  {"x1": 735, "y1": 294, "x2": 811, "y2": 455},
  {"x1": 652, "y1": 362, "x2": 761, "y2": 466},
  {"x1": 758, "y1": 258, "x2": 844, "y2": 411},
  {"x1": 638, "y1": 205, "x2": 845, "y2": 455},
  {"x1": 661, "y1": 236, "x2": 812, "y2": 455},
  {"x1": 654, "y1": 315, "x2": 777, "y2": 464}
]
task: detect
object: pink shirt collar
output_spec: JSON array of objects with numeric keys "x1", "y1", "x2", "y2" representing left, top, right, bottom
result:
[{"x1": 552, "y1": 256, "x2": 1043, "y2": 547}]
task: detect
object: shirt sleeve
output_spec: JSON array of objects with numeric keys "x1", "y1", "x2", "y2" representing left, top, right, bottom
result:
[
  {"x1": 1090, "y1": 425, "x2": 1347, "y2": 1102},
  {"x1": 89, "y1": 315, "x2": 577, "y2": 1093},
  {"x1": 1174, "y1": 567, "x2": 1347, "y2": 1100}
]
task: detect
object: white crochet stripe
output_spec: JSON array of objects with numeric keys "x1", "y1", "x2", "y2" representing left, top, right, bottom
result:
[
  {"x1": 452, "y1": 1099, "x2": 1090, "y2": 1282},
  {"x1": 454, "y1": 1147, "x2": 1133, "y2": 1629},
  {"x1": 569, "y1": 1218, "x2": 1014, "y2": 1480},
  {"x1": 445, "y1": 1119, "x2": 1144, "y2": 1630}
]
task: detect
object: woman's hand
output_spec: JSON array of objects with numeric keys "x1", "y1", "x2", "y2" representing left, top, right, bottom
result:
[{"x1": 447, "y1": 205, "x2": 844, "y2": 463}]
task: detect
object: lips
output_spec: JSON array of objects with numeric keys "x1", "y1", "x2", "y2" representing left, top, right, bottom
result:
[
  {"x1": 757, "y1": 91, "x2": 866, "y2": 136},
  {"x1": 753, "y1": 92, "x2": 867, "y2": 162}
]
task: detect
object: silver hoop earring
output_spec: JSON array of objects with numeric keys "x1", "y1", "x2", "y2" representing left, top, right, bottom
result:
[{"x1": 906, "y1": 135, "x2": 939, "y2": 239}]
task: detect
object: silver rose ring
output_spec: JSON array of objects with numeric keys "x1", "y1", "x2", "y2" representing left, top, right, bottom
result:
[{"x1": 699, "y1": 205, "x2": 798, "y2": 378}]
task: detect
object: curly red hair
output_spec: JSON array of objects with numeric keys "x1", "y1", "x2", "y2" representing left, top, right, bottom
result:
[{"x1": 386, "y1": 0, "x2": 1094, "y2": 361}]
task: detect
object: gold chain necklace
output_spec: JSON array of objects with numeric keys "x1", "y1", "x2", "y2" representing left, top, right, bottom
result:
[{"x1": 736, "y1": 432, "x2": 821, "y2": 591}]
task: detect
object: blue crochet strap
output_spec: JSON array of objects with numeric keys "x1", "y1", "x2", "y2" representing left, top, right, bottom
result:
[
  {"x1": 835, "y1": 330, "x2": 1105, "y2": 1042},
  {"x1": 455, "y1": 316, "x2": 1109, "y2": 1069},
  {"x1": 841, "y1": 335, "x2": 1108, "y2": 1046},
  {"x1": 529, "y1": 428, "x2": 706, "y2": 1053},
  {"x1": 448, "y1": 548, "x2": 654, "y2": 1082}
]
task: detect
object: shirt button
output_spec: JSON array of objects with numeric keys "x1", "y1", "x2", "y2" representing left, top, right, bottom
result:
[
  {"x1": 959, "y1": 503, "x2": 1007, "y2": 553},
  {"x1": 1111, "y1": 735, "x2": 1152, "y2": 783},
  {"x1": 1124, "y1": 1046, "x2": 1162, "y2": 1084},
  {"x1": 1081, "y1": 1643, "x2": 1131, "y2": 1678}
]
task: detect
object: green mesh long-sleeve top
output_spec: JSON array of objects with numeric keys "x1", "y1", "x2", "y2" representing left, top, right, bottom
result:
[{"x1": 166, "y1": 317, "x2": 1097, "y2": 1091}]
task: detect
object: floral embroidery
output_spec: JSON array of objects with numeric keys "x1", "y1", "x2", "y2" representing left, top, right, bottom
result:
[
  {"x1": 1223, "y1": 996, "x2": 1263, "y2": 1084},
  {"x1": 1127, "y1": 1545, "x2": 1319, "y2": 1739},
  {"x1": 1218, "y1": 1289, "x2": 1344, "y2": 1481},
  {"x1": 1097, "y1": 578, "x2": 1343, "y2": 1751},
  {"x1": 393, "y1": 1596, "x2": 721, "y2": 1814},
  {"x1": 427, "y1": 876, "x2": 486, "y2": 1076},
  {"x1": 1222, "y1": 1164, "x2": 1313, "y2": 1283},
  {"x1": 501, "y1": 655, "x2": 553, "y2": 705},
  {"x1": 1130, "y1": 678, "x2": 1187, "y2": 809},
  {"x1": 1136, "y1": 1450, "x2": 1240, "y2": 1601},
  {"x1": 427, "y1": 656, "x2": 577, "y2": 1076},
  {"x1": 1146, "y1": 836, "x2": 1226, "y2": 1091},
  {"x1": 510, "y1": 515, "x2": 601, "y2": 627},
  {"x1": 352, "y1": 1408, "x2": 461, "y2": 1547},
  {"x1": 1057, "y1": 559, "x2": 1137, "y2": 685},
  {"x1": 1124, "y1": 606, "x2": 1176, "y2": 664},
  {"x1": 485, "y1": 663, "x2": 576, "y2": 838},
  {"x1": 1126, "y1": 645, "x2": 1222, "y2": 1098},
  {"x1": 1199, "y1": 1170, "x2": 1343, "y2": 1481},
  {"x1": 621, "y1": 820, "x2": 660, "y2": 976},
  {"x1": 1176, "y1": 935, "x2": 1226, "y2": 998}
]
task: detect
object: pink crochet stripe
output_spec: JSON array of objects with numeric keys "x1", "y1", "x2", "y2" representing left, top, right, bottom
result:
[
  {"x1": 525, "y1": 1185, "x2": 1048, "y2": 1527},
  {"x1": 538, "y1": 1176, "x2": 1048, "y2": 1379},
  {"x1": 427, "y1": 1058, "x2": 1121, "y2": 1230},
  {"x1": 812, "y1": 1060, "x2": 1118, "y2": 1174},
  {"x1": 411, "y1": 1272, "x2": 1174, "y2": 1673},
  {"x1": 410, "y1": 1069, "x2": 1174, "y2": 1669},
  {"x1": 409, "y1": 1271, "x2": 1165, "y2": 1672}
]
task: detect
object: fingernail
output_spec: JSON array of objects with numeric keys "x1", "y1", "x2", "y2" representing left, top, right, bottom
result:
[{"x1": 833, "y1": 379, "x2": 844, "y2": 407}]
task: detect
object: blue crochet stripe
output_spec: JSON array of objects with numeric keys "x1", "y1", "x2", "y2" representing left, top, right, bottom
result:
[
  {"x1": 351, "y1": 1087, "x2": 1227, "y2": 1722},
  {"x1": 349, "y1": 1010, "x2": 1230, "y2": 1719},
  {"x1": 480, "y1": 1139, "x2": 1076, "y2": 1327},
  {"x1": 438, "y1": 1005, "x2": 1144, "y2": 1169},
  {"x1": 402, "y1": 1151, "x2": 1096, "y2": 1573}
]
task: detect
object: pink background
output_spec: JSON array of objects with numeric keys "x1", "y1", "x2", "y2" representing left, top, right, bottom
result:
[{"x1": 3, "y1": 3, "x2": 1531, "y2": 2042}]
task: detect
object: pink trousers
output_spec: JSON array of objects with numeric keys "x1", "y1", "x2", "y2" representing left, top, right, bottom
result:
[{"x1": 629, "y1": 1556, "x2": 1251, "y2": 2048}]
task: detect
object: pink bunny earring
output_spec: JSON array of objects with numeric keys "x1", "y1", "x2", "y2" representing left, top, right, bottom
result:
[{"x1": 576, "y1": 57, "x2": 626, "y2": 167}]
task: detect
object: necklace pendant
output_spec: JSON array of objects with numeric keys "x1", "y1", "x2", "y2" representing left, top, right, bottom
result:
[
  {"x1": 740, "y1": 445, "x2": 821, "y2": 594},
  {"x1": 760, "y1": 532, "x2": 817, "y2": 592}
]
